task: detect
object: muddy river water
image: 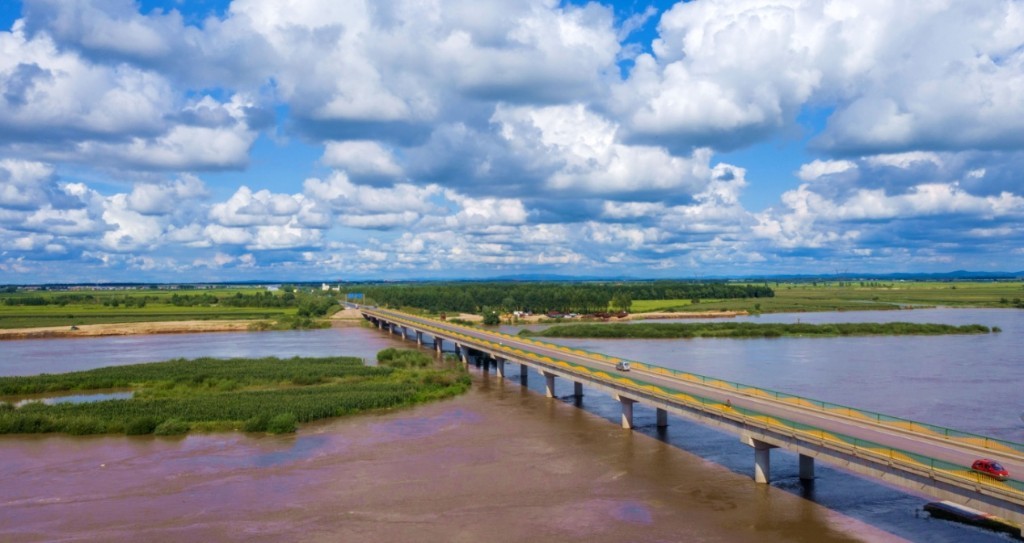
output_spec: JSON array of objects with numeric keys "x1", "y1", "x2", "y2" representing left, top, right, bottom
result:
[{"x1": 1, "y1": 308, "x2": 1021, "y2": 542}]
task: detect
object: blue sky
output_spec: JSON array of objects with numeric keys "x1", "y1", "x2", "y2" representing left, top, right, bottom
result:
[{"x1": 1, "y1": 0, "x2": 1023, "y2": 283}]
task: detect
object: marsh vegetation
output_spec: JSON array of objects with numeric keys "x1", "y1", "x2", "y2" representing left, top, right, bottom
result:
[{"x1": 0, "y1": 352, "x2": 469, "y2": 436}]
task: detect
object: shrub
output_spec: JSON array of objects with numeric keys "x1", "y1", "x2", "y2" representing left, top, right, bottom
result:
[
  {"x1": 243, "y1": 414, "x2": 271, "y2": 433},
  {"x1": 64, "y1": 416, "x2": 105, "y2": 435},
  {"x1": 154, "y1": 418, "x2": 190, "y2": 435},
  {"x1": 125, "y1": 416, "x2": 160, "y2": 435},
  {"x1": 267, "y1": 413, "x2": 297, "y2": 434}
]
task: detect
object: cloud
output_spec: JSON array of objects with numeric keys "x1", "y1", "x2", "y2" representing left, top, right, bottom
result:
[
  {"x1": 126, "y1": 174, "x2": 207, "y2": 215},
  {"x1": 0, "y1": 21, "x2": 259, "y2": 171},
  {"x1": 492, "y1": 103, "x2": 724, "y2": 197},
  {"x1": 210, "y1": 186, "x2": 302, "y2": 227},
  {"x1": 303, "y1": 171, "x2": 441, "y2": 215},
  {"x1": 797, "y1": 159, "x2": 857, "y2": 182},
  {"x1": 3, "y1": 1, "x2": 1024, "y2": 281},
  {"x1": 321, "y1": 140, "x2": 403, "y2": 177},
  {"x1": 611, "y1": 0, "x2": 1024, "y2": 155}
]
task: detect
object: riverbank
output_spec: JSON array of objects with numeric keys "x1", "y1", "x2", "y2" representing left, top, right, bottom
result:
[
  {"x1": 0, "y1": 320, "x2": 256, "y2": 340},
  {"x1": 0, "y1": 307, "x2": 368, "y2": 341}
]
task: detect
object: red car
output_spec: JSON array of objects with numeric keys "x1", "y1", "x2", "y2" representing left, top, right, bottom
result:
[{"x1": 971, "y1": 458, "x2": 1009, "y2": 481}]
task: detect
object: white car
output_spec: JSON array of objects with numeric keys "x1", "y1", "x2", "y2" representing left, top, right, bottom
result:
[{"x1": 615, "y1": 361, "x2": 631, "y2": 372}]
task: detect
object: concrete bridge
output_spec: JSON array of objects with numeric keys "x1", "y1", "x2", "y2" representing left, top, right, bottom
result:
[{"x1": 362, "y1": 306, "x2": 1024, "y2": 529}]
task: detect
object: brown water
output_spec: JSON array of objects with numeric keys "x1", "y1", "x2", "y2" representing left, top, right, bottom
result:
[
  {"x1": 2, "y1": 310, "x2": 1021, "y2": 542},
  {"x1": 1, "y1": 375, "x2": 904, "y2": 543}
]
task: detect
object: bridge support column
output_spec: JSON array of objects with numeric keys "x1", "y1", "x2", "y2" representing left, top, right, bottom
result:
[
  {"x1": 573, "y1": 382, "x2": 583, "y2": 399},
  {"x1": 520, "y1": 364, "x2": 528, "y2": 385},
  {"x1": 496, "y1": 359, "x2": 505, "y2": 378},
  {"x1": 740, "y1": 434, "x2": 777, "y2": 483},
  {"x1": 458, "y1": 345, "x2": 468, "y2": 366},
  {"x1": 617, "y1": 396, "x2": 636, "y2": 429},
  {"x1": 435, "y1": 338, "x2": 443, "y2": 354},
  {"x1": 416, "y1": 331, "x2": 423, "y2": 346},
  {"x1": 543, "y1": 372, "x2": 556, "y2": 398},
  {"x1": 799, "y1": 454, "x2": 814, "y2": 481},
  {"x1": 401, "y1": 326, "x2": 408, "y2": 340},
  {"x1": 378, "y1": 319, "x2": 383, "y2": 330},
  {"x1": 656, "y1": 408, "x2": 668, "y2": 428}
]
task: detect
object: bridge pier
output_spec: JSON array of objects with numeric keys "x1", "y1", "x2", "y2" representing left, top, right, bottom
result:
[
  {"x1": 617, "y1": 395, "x2": 636, "y2": 429},
  {"x1": 401, "y1": 326, "x2": 408, "y2": 340},
  {"x1": 458, "y1": 344, "x2": 468, "y2": 366},
  {"x1": 520, "y1": 364, "x2": 528, "y2": 385},
  {"x1": 481, "y1": 356, "x2": 490, "y2": 373},
  {"x1": 435, "y1": 338, "x2": 443, "y2": 354},
  {"x1": 416, "y1": 331, "x2": 423, "y2": 346},
  {"x1": 799, "y1": 454, "x2": 815, "y2": 481},
  {"x1": 496, "y1": 359, "x2": 505, "y2": 378},
  {"x1": 573, "y1": 382, "x2": 583, "y2": 399},
  {"x1": 741, "y1": 436, "x2": 777, "y2": 484},
  {"x1": 656, "y1": 408, "x2": 668, "y2": 428},
  {"x1": 543, "y1": 372, "x2": 556, "y2": 398}
]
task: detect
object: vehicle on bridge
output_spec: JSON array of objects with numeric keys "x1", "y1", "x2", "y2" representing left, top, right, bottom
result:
[
  {"x1": 615, "y1": 361, "x2": 631, "y2": 372},
  {"x1": 972, "y1": 458, "x2": 1009, "y2": 481}
]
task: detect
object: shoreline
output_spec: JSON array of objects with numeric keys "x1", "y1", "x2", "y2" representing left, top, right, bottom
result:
[{"x1": 0, "y1": 307, "x2": 369, "y2": 341}]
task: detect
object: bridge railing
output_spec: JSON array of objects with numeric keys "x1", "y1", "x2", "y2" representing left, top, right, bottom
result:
[
  {"x1": 635, "y1": 363, "x2": 1024, "y2": 457},
  {"x1": 366, "y1": 309, "x2": 1024, "y2": 459}
]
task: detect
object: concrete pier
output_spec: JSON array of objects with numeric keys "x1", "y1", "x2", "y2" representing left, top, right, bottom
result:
[
  {"x1": 656, "y1": 408, "x2": 668, "y2": 428},
  {"x1": 416, "y1": 331, "x2": 423, "y2": 346},
  {"x1": 750, "y1": 439, "x2": 777, "y2": 484},
  {"x1": 520, "y1": 364, "x2": 528, "y2": 385},
  {"x1": 573, "y1": 382, "x2": 583, "y2": 399},
  {"x1": 496, "y1": 359, "x2": 505, "y2": 378},
  {"x1": 543, "y1": 372, "x2": 556, "y2": 398},
  {"x1": 799, "y1": 454, "x2": 815, "y2": 481},
  {"x1": 617, "y1": 396, "x2": 636, "y2": 429}
]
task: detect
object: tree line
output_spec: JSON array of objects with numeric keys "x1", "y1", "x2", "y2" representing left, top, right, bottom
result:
[{"x1": 352, "y1": 281, "x2": 774, "y2": 314}]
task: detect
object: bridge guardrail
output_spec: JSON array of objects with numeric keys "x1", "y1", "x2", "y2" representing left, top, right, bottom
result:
[{"x1": 365, "y1": 308, "x2": 1024, "y2": 461}]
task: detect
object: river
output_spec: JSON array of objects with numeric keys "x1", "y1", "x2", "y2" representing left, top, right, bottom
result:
[{"x1": 1, "y1": 308, "x2": 1021, "y2": 542}]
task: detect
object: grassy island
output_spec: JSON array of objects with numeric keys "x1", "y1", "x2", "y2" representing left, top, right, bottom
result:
[
  {"x1": 0, "y1": 351, "x2": 469, "y2": 436},
  {"x1": 520, "y1": 322, "x2": 999, "y2": 339}
]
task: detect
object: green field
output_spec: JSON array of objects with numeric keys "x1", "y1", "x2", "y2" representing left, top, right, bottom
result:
[
  {"x1": 0, "y1": 287, "x2": 328, "y2": 329},
  {"x1": 633, "y1": 281, "x2": 1024, "y2": 314},
  {"x1": 0, "y1": 352, "x2": 470, "y2": 436}
]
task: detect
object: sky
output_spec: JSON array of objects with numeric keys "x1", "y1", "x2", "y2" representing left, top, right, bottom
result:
[{"x1": 1, "y1": 0, "x2": 1023, "y2": 283}]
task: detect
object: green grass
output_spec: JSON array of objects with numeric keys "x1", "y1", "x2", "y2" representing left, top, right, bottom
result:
[
  {"x1": 0, "y1": 354, "x2": 470, "y2": 435},
  {"x1": 0, "y1": 287, "x2": 327, "y2": 329},
  {"x1": 632, "y1": 281, "x2": 1024, "y2": 314},
  {"x1": 521, "y1": 322, "x2": 998, "y2": 339},
  {"x1": 630, "y1": 299, "x2": 698, "y2": 312}
]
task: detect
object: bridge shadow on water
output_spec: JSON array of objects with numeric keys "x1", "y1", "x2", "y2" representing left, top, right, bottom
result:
[{"x1": 464, "y1": 354, "x2": 1017, "y2": 543}]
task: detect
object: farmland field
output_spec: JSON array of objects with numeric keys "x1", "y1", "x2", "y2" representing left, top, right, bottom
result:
[{"x1": 635, "y1": 281, "x2": 1024, "y2": 314}]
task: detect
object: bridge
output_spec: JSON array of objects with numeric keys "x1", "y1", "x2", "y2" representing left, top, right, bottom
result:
[{"x1": 361, "y1": 306, "x2": 1024, "y2": 529}]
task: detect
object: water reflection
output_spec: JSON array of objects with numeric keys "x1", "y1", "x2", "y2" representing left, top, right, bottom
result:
[{"x1": 8, "y1": 391, "x2": 133, "y2": 407}]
